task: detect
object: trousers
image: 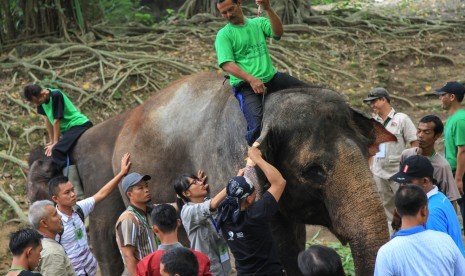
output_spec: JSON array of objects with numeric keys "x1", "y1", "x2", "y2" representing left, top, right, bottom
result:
[{"x1": 232, "y1": 72, "x2": 308, "y2": 146}]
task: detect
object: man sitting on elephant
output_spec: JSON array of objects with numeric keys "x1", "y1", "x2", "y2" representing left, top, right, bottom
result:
[
  {"x1": 23, "y1": 84, "x2": 93, "y2": 198},
  {"x1": 215, "y1": 0, "x2": 308, "y2": 146},
  {"x1": 217, "y1": 146, "x2": 286, "y2": 275},
  {"x1": 375, "y1": 184, "x2": 465, "y2": 275}
]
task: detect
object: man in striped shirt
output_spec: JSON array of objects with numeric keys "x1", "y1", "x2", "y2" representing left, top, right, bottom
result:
[
  {"x1": 116, "y1": 172, "x2": 159, "y2": 276},
  {"x1": 49, "y1": 153, "x2": 131, "y2": 276}
]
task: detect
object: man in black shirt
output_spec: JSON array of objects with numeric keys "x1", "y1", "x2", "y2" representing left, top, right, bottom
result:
[{"x1": 217, "y1": 146, "x2": 286, "y2": 275}]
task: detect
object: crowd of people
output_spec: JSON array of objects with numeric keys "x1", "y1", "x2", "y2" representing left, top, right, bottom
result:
[{"x1": 7, "y1": 0, "x2": 465, "y2": 275}]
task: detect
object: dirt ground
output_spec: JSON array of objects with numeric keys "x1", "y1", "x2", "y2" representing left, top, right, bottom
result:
[{"x1": 1, "y1": 1, "x2": 465, "y2": 274}]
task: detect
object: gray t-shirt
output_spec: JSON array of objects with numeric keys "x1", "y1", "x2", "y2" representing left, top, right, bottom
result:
[
  {"x1": 401, "y1": 147, "x2": 461, "y2": 201},
  {"x1": 181, "y1": 200, "x2": 232, "y2": 276}
]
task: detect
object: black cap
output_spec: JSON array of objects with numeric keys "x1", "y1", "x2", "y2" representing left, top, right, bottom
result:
[
  {"x1": 390, "y1": 155, "x2": 434, "y2": 183},
  {"x1": 363, "y1": 87, "x2": 391, "y2": 103},
  {"x1": 433, "y1": 82, "x2": 465, "y2": 96}
]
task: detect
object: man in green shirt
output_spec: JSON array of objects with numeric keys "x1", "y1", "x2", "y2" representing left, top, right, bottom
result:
[
  {"x1": 215, "y1": 0, "x2": 308, "y2": 146},
  {"x1": 435, "y1": 81, "x2": 465, "y2": 232},
  {"x1": 23, "y1": 84, "x2": 92, "y2": 197}
]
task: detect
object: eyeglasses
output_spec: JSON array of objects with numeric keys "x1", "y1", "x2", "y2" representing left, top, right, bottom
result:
[{"x1": 184, "y1": 179, "x2": 202, "y2": 191}]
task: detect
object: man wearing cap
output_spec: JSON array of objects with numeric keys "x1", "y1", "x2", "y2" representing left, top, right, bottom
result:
[
  {"x1": 401, "y1": 115, "x2": 460, "y2": 205},
  {"x1": 216, "y1": 146, "x2": 286, "y2": 275},
  {"x1": 391, "y1": 155, "x2": 465, "y2": 256},
  {"x1": 363, "y1": 87, "x2": 418, "y2": 233},
  {"x1": 116, "y1": 172, "x2": 159, "y2": 276},
  {"x1": 375, "y1": 184, "x2": 465, "y2": 276},
  {"x1": 434, "y1": 81, "x2": 465, "y2": 231}
]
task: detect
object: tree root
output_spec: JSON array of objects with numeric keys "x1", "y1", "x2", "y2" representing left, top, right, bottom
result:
[{"x1": 0, "y1": 184, "x2": 28, "y2": 224}]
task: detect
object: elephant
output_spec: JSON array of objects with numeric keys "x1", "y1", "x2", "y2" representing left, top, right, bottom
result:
[{"x1": 27, "y1": 71, "x2": 395, "y2": 276}]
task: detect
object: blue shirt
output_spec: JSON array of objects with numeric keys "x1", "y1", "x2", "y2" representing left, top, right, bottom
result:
[
  {"x1": 376, "y1": 226, "x2": 465, "y2": 276},
  {"x1": 426, "y1": 186, "x2": 465, "y2": 257}
]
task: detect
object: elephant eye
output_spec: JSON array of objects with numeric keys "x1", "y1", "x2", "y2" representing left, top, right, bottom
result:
[{"x1": 302, "y1": 164, "x2": 327, "y2": 184}]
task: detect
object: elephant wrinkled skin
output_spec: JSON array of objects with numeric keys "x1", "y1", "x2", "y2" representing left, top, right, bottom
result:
[{"x1": 27, "y1": 72, "x2": 395, "y2": 276}]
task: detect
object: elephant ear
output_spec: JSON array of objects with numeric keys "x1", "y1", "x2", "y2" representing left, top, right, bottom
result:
[{"x1": 350, "y1": 108, "x2": 397, "y2": 158}]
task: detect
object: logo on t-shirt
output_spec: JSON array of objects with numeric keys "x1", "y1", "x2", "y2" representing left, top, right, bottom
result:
[{"x1": 228, "y1": 231, "x2": 234, "y2": 240}]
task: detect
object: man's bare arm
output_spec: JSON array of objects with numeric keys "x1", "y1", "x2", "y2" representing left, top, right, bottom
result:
[
  {"x1": 92, "y1": 153, "x2": 131, "y2": 204},
  {"x1": 120, "y1": 245, "x2": 137, "y2": 276},
  {"x1": 455, "y1": 145, "x2": 465, "y2": 194},
  {"x1": 248, "y1": 146, "x2": 286, "y2": 201},
  {"x1": 257, "y1": 0, "x2": 283, "y2": 37},
  {"x1": 222, "y1": 62, "x2": 266, "y2": 94}
]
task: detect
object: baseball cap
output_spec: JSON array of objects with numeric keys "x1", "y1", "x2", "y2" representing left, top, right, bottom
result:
[
  {"x1": 390, "y1": 155, "x2": 433, "y2": 183},
  {"x1": 226, "y1": 176, "x2": 255, "y2": 200},
  {"x1": 433, "y1": 81, "x2": 465, "y2": 96},
  {"x1": 122, "y1": 172, "x2": 151, "y2": 193},
  {"x1": 363, "y1": 87, "x2": 391, "y2": 103}
]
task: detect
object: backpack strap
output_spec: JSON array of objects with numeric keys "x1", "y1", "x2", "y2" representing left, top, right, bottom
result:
[
  {"x1": 73, "y1": 204, "x2": 85, "y2": 223},
  {"x1": 58, "y1": 204, "x2": 85, "y2": 244}
]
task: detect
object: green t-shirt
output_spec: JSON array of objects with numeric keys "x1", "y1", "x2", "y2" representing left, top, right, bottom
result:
[
  {"x1": 215, "y1": 17, "x2": 280, "y2": 87},
  {"x1": 444, "y1": 109, "x2": 465, "y2": 170},
  {"x1": 39, "y1": 89, "x2": 89, "y2": 135}
]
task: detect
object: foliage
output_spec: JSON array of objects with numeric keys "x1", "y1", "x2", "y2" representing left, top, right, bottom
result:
[
  {"x1": 100, "y1": 0, "x2": 139, "y2": 24},
  {"x1": 306, "y1": 230, "x2": 355, "y2": 276}
]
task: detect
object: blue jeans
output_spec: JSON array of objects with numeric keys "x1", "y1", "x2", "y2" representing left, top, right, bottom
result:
[{"x1": 232, "y1": 72, "x2": 308, "y2": 146}]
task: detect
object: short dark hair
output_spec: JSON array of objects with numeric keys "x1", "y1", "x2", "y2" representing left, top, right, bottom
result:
[
  {"x1": 48, "y1": 175, "x2": 69, "y2": 196},
  {"x1": 151, "y1": 204, "x2": 178, "y2": 233},
  {"x1": 298, "y1": 245, "x2": 344, "y2": 276},
  {"x1": 160, "y1": 247, "x2": 198, "y2": 276},
  {"x1": 455, "y1": 92, "x2": 464, "y2": 103},
  {"x1": 23, "y1": 84, "x2": 43, "y2": 102},
  {"x1": 9, "y1": 228, "x2": 42, "y2": 256},
  {"x1": 395, "y1": 184, "x2": 427, "y2": 217},
  {"x1": 217, "y1": 0, "x2": 238, "y2": 4},
  {"x1": 419, "y1": 115, "x2": 444, "y2": 135}
]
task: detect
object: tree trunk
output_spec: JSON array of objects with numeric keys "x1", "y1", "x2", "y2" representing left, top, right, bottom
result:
[{"x1": 1, "y1": 0, "x2": 17, "y2": 40}]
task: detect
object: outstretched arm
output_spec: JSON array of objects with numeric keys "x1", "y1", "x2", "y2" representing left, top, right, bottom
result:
[
  {"x1": 455, "y1": 145, "x2": 465, "y2": 194},
  {"x1": 44, "y1": 118, "x2": 60, "y2": 156},
  {"x1": 209, "y1": 168, "x2": 245, "y2": 210},
  {"x1": 93, "y1": 153, "x2": 131, "y2": 204},
  {"x1": 257, "y1": 0, "x2": 283, "y2": 37},
  {"x1": 248, "y1": 147, "x2": 286, "y2": 201}
]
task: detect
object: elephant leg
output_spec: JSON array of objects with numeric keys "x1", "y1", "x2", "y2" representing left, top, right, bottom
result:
[
  {"x1": 270, "y1": 211, "x2": 306, "y2": 276},
  {"x1": 89, "y1": 190, "x2": 126, "y2": 275}
]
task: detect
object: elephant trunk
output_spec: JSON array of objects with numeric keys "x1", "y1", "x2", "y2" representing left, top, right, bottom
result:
[{"x1": 327, "y1": 142, "x2": 389, "y2": 275}]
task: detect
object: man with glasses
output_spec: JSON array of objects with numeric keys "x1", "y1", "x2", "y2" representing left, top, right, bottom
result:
[
  {"x1": 116, "y1": 172, "x2": 159, "y2": 276},
  {"x1": 434, "y1": 81, "x2": 465, "y2": 233},
  {"x1": 363, "y1": 87, "x2": 418, "y2": 233},
  {"x1": 215, "y1": 0, "x2": 308, "y2": 147},
  {"x1": 390, "y1": 155, "x2": 465, "y2": 256}
]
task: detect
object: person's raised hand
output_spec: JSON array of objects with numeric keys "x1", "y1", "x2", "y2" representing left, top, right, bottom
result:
[
  {"x1": 248, "y1": 146, "x2": 262, "y2": 163},
  {"x1": 237, "y1": 168, "x2": 245, "y2": 176},
  {"x1": 120, "y1": 153, "x2": 131, "y2": 175},
  {"x1": 256, "y1": 0, "x2": 271, "y2": 10},
  {"x1": 197, "y1": 169, "x2": 208, "y2": 183}
]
